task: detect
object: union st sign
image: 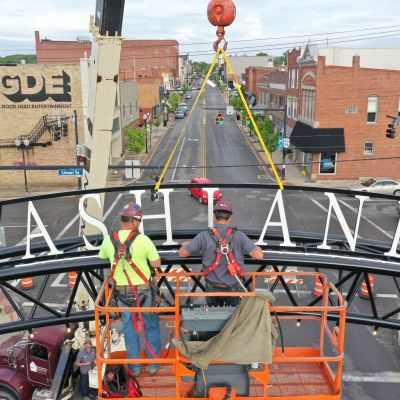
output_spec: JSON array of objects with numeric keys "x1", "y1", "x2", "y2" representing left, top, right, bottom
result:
[{"x1": 19, "y1": 188, "x2": 400, "y2": 261}]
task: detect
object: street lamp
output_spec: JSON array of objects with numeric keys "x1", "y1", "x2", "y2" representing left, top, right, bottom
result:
[{"x1": 15, "y1": 138, "x2": 30, "y2": 193}]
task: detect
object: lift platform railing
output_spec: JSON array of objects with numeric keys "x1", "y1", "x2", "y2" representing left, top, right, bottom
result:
[{"x1": 94, "y1": 271, "x2": 346, "y2": 400}]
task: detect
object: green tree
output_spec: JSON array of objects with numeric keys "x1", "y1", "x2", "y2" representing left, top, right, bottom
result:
[
  {"x1": 126, "y1": 127, "x2": 145, "y2": 153},
  {"x1": 153, "y1": 118, "x2": 161, "y2": 128},
  {"x1": 273, "y1": 51, "x2": 289, "y2": 66},
  {"x1": 256, "y1": 52, "x2": 268, "y2": 57},
  {"x1": 251, "y1": 116, "x2": 278, "y2": 153},
  {"x1": 169, "y1": 92, "x2": 179, "y2": 112},
  {"x1": 192, "y1": 61, "x2": 211, "y2": 76},
  {"x1": 0, "y1": 54, "x2": 36, "y2": 64},
  {"x1": 182, "y1": 83, "x2": 189, "y2": 95}
]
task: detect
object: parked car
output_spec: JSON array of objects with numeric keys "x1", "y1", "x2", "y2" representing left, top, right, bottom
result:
[
  {"x1": 348, "y1": 178, "x2": 400, "y2": 195},
  {"x1": 177, "y1": 106, "x2": 186, "y2": 115},
  {"x1": 175, "y1": 109, "x2": 185, "y2": 119},
  {"x1": 179, "y1": 102, "x2": 188, "y2": 112},
  {"x1": 189, "y1": 178, "x2": 223, "y2": 204},
  {"x1": 185, "y1": 94, "x2": 192, "y2": 99}
]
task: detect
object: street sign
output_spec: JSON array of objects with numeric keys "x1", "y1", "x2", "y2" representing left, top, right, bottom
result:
[
  {"x1": 58, "y1": 168, "x2": 84, "y2": 177},
  {"x1": 76, "y1": 144, "x2": 83, "y2": 157},
  {"x1": 226, "y1": 105, "x2": 233, "y2": 115},
  {"x1": 284, "y1": 138, "x2": 290, "y2": 148}
]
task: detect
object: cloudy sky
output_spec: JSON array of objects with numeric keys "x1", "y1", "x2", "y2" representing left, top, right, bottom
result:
[{"x1": 0, "y1": 0, "x2": 399, "y2": 61}]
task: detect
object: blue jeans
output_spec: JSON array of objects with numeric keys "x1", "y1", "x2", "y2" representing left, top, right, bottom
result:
[
  {"x1": 80, "y1": 373, "x2": 89, "y2": 397},
  {"x1": 205, "y1": 281, "x2": 242, "y2": 307},
  {"x1": 117, "y1": 289, "x2": 161, "y2": 372}
]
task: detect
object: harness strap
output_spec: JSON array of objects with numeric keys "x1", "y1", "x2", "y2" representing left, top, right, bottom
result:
[
  {"x1": 110, "y1": 230, "x2": 158, "y2": 359},
  {"x1": 203, "y1": 227, "x2": 244, "y2": 277},
  {"x1": 122, "y1": 269, "x2": 159, "y2": 359}
]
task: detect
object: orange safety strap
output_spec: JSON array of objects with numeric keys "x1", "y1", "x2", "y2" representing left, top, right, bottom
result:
[
  {"x1": 203, "y1": 227, "x2": 244, "y2": 277},
  {"x1": 123, "y1": 268, "x2": 159, "y2": 359}
]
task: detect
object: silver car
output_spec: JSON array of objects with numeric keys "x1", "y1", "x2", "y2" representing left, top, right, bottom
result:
[{"x1": 348, "y1": 177, "x2": 400, "y2": 196}]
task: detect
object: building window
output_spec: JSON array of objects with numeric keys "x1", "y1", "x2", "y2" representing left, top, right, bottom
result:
[
  {"x1": 293, "y1": 97, "x2": 298, "y2": 119},
  {"x1": 288, "y1": 69, "x2": 292, "y2": 88},
  {"x1": 287, "y1": 97, "x2": 292, "y2": 117},
  {"x1": 364, "y1": 142, "x2": 373, "y2": 154},
  {"x1": 320, "y1": 152, "x2": 336, "y2": 174},
  {"x1": 346, "y1": 105, "x2": 358, "y2": 114},
  {"x1": 367, "y1": 95, "x2": 378, "y2": 123},
  {"x1": 291, "y1": 69, "x2": 296, "y2": 88}
]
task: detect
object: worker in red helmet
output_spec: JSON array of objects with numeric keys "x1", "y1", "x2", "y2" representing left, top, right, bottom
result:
[
  {"x1": 99, "y1": 203, "x2": 162, "y2": 377},
  {"x1": 179, "y1": 200, "x2": 263, "y2": 306}
]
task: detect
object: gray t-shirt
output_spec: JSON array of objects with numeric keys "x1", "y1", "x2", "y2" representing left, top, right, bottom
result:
[
  {"x1": 75, "y1": 347, "x2": 96, "y2": 375},
  {"x1": 185, "y1": 225, "x2": 256, "y2": 286}
]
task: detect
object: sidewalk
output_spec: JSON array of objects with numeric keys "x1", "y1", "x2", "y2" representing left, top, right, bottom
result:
[
  {"x1": 235, "y1": 119, "x2": 358, "y2": 190},
  {"x1": 0, "y1": 117, "x2": 175, "y2": 199},
  {"x1": 106, "y1": 117, "x2": 175, "y2": 188}
]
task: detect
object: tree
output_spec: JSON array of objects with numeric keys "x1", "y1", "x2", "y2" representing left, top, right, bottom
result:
[
  {"x1": 192, "y1": 61, "x2": 211, "y2": 76},
  {"x1": 256, "y1": 52, "x2": 268, "y2": 57},
  {"x1": 182, "y1": 83, "x2": 189, "y2": 95},
  {"x1": 153, "y1": 118, "x2": 161, "y2": 128},
  {"x1": 273, "y1": 51, "x2": 289, "y2": 66},
  {"x1": 125, "y1": 127, "x2": 145, "y2": 153},
  {"x1": 0, "y1": 54, "x2": 36, "y2": 64},
  {"x1": 249, "y1": 116, "x2": 278, "y2": 153},
  {"x1": 169, "y1": 92, "x2": 179, "y2": 112}
]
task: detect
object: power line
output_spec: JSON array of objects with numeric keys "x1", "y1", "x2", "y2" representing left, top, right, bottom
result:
[
  {"x1": 2, "y1": 28, "x2": 400, "y2": 62},
  {"x1": 1, "y1": 23, "x2": 400, "y2": 52}
]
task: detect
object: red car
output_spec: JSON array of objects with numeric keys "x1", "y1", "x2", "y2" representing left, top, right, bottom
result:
[{"x1": 189, "y1": 178, "x2": 222, "y2": 204}]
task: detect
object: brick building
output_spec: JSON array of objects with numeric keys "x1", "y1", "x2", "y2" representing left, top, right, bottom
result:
[
  {"x1": 35, "y1": 31, "x2": 179, "y2": 80},
  {"x1": 225, "y1": 55, "x2": 273, "y2": 87},
  {"x1": 245, "y1": 67, "x2": 276, "y2": 99},
  {"x1": 288, "y1": 45, "x2": 400, "y2": 181},
  {"x1": 266, "y1": 70, "x2": 287, "y2": 133},
  {"x1": 0, "y1": 64, "x2": 84, "y2": 188}
]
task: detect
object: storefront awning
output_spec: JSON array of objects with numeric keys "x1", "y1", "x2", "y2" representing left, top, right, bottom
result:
[{"x1": 290, "y1": 121, "x2": 345, "y2": 153}]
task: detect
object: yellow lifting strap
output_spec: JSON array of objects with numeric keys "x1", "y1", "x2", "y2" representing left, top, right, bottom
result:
[{"x1": 155, "y1": 47, "x2": 284, "y2": 191}]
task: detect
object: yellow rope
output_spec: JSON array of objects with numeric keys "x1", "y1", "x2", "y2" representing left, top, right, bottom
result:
[
  {"x1": 155, "y1": 48, "x2": 222, "y2": 190},
  {"x1": 155, "y1": 47, "x2": 284, "y2": 191},
  {"x1": 221, "y1": 49, "x2": 284, "y2": 190}
]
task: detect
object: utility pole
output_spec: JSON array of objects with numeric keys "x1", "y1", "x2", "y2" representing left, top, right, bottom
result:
[
  {"x1": 73, "y1": 110, "x2": 81, "y2": 189},
  {"x1": 282, "y1": 103, "x2": 287, "y2": 179},
  {"x1": 81, "y1": 1, "x2": 124, "y2": 236}
]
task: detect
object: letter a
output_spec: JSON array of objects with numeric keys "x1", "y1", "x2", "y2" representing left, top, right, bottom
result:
[{"x1": 23, "y1": 201, "x2": 63, "y2": 259}]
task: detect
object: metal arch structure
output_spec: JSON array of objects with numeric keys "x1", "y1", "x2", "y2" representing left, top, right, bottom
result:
[{"x1": 0, "y1": 183, "x2": 400, "y2": 335}]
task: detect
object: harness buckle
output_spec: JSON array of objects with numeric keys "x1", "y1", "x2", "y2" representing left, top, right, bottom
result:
[{"x1": 220, "y1": 244, "x2": 229, "y2": 254}]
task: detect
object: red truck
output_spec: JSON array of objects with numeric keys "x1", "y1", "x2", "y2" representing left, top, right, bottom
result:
[{"x1": 0, "y1": 325, "x2": 77, "y2": 400}]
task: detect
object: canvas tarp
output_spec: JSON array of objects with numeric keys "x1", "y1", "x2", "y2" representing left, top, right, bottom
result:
[{"x1": 173, "y1": 293, "x2": 278, "y2": 369}]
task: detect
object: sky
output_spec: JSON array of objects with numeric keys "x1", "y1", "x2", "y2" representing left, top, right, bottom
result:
[{"x1": 0, "y1": 0, "x2": 400, "y2": 61}]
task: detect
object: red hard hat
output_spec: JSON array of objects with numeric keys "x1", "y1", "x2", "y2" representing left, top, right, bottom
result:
[
  {"x1": 214, "y1": 200, "x2": 233, "y2": 213},
  {"x1": 120, "y1": 203, "x2": 143, "y2": 218}
]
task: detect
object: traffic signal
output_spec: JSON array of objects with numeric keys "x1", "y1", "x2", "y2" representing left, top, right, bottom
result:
[
  {"x1": 386, "y1": 123, "x2": 396, "y2": 139},
  {"x1": 53, "y1": 128, "x2": 61, "y2": 141}
]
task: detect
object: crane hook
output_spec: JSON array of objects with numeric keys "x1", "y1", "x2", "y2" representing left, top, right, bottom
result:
[{"x1": 207, "y1": 0, "x2": 236, "y2": 52}]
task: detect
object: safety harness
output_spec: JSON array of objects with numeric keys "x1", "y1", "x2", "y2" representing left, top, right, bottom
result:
[
  {"x1": 110, "y1": 231, "x2": 158, "y2": 359},
  {"x1": 203, "y1": 227, "x2": 244, "y2": 277}
]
